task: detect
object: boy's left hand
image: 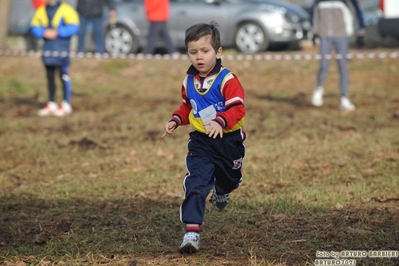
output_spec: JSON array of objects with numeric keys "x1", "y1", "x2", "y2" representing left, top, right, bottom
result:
[
  {"x1": 204, "y1": 120, "x2": 223, "y2": 139},
  {"x1": 43, "y1": 29, "x2": 58, "y2": 39}
]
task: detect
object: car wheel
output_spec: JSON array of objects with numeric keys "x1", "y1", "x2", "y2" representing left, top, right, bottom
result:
[
  {"x1": 105, "y1": 25, "x2": 139, "y2": 54},
  {"x1": 234, "y1": 22, "x2": 269, "y2": 53}
]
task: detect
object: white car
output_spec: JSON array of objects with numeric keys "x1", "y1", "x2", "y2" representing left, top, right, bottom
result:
[
  {"x1": 104, "y1": 0, "x2": 311, "y2": 54},
  {"x1": 378, "y1": 0, "x2": 399, "y2": 39}
]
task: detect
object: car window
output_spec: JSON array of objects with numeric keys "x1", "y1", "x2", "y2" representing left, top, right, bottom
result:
[
  {"x1": 360, "y1": 0, "x2": 380, "y2": 25},
  {"x1": 119, "y1": 0, "x2": 142, "y2": 3}
]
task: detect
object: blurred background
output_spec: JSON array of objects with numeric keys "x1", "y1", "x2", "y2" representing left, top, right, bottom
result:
[{"x1": 3, "y1": 0, "x2": 399, "y2": 52}]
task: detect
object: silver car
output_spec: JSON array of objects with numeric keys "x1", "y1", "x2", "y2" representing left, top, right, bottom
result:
[{"x1": 105, "y1": 0, "x2": 311, "y2": 54}]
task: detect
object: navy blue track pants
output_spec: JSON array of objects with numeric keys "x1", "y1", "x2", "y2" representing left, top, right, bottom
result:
[{"x1": 180, "y1": 129, "x2": 246, "y2": 225}]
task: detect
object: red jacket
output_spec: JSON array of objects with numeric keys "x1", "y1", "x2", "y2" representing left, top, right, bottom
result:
[{"x1": 144, "y1": 0, "x2": 170, "y2": 21}]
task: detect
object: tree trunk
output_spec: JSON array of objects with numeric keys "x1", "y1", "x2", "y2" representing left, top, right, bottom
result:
[{"x1": 0, "y1": 0, "x2": 12, "y2": 49}]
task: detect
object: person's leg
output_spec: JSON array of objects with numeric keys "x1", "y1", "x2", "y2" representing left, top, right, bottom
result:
[
  {"x1": 92, "y1": 17, "x2": 106, "y2": 53},
  {"x1": 213, "y1": 133, "x2": 245, "y2": 195},
  {"x1": 311, "y1": 38, "x2": 333, "y2": 106},
  {"x1": 181, "y1": 145, "x2": 215, "y2": 224},
  {"x1": 38, "y1": 65, "x2": 58, "y2": 116},
  {"x1": 334, "y1": 37, "x2": 355, "y2": 110},
  {"x1": 77, "y1": 15, "x2": 88, "y2": 53},
  {"x1": 317, "y1": 38, "x2": 333, "y2": 88},
  {"x1": 334, "y1": 37, "x2": 350, "y2": 97},
  {"x1": 60, "y1": 65, "x2": 71, "y2": 102},
  {"x1": 159, "y1": 21, "x2": 177, "y2": 54},
  {"x1": 53, "y1": 65, "x2": 72, "y2": 116},
  {"x1": 46, "y1": 65, "x2": 56, "y2": 102},
  {"x1": 211, "y1": 131, "x2": 245, "y2": 211},
  {"x1": 143, "y1": 21, "x2": 162, "y2": 54},
  {"x1": 179, "y1": 132, "x2": 215, "y2": 253}
]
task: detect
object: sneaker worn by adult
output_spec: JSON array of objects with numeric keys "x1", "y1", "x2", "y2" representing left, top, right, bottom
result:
[
  {"x1": 311, "y1": 87, "x2": 324, "y2": 107},
  {"x1": 54, "y1": 101, "x2": 72, "y2": 117},
  {"x1": 211, "y1": 190, "x2": 230, "y2": 211},
  {"x1": 340, "y1": 96, "x2": 355, "y2": 111},
  {"x1": 38, "y1": 101, "x2": 58, "y2": 116},
  {"x1": 179, "y1": 232, "x2": 200, "y2": 253}
]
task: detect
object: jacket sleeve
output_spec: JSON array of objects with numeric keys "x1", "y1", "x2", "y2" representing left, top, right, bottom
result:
[
  {"x1": 170, "y1": 84, "x2": 192, "y2": 126},
  {"x1": 57, "y1": 23, "x2": 79, "y2": 38},
  {"x1": 31, "y1": 26, "x2": 46, "y2": 39},
  {"x1": 349, "y1": 0, "x2": 366, "y2": 33},
  {"x1": 310, "y1": 1, "x2": 320, "y2": 35},
  {"x1": 57, "y1": 4, "x2": 80, "y2": 38},
  {"x1": 30, "y1": 7, "x2": 46, "y2": 38},
  {"x1": 214, "y1": 73, "x2": 245, "y2": 130}
]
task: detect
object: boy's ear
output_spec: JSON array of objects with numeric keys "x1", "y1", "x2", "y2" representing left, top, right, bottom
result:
[{"x1": 216, "y1": 47, "x2": 223, "y2": 59}]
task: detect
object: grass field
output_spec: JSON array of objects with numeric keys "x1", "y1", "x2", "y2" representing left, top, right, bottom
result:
[{"x1": 0, "y1": 48, "x2": 398, "y2": 266}]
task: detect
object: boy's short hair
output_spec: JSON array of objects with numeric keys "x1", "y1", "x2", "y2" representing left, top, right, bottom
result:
[{"x1": 185, "y1": 21, "x2": 221, "y2": 52}]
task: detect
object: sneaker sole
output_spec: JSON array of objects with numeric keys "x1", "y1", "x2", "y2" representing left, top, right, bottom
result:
[
  {"x1": 54, "y1": 112, "x2": 72, "y2": 117},
  {"x1": 38, "y1": 113, "x2": 54, "y2": 116},
  {"x1": 213, "y1": 204, "x2": 227, "y2": 211},
  {"x1": 311, "y1": 102, "x2": 323, "y2": 107},
  {"x1": 311, "y1": 98, "x2": 323, "y2": 107},
  {"x1": 179, "y1": 243, "x2": 198, "y2": 254}
]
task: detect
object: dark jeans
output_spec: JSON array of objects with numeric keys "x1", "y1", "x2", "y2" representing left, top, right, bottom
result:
[
  {"x1": 77, "y1": 14, "x2": 106, "y2": 53},
  {"x1": 45, "y1": 65, "x2": 71, "y2": 102}
]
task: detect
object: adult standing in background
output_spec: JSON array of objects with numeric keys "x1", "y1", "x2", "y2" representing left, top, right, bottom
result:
[
  {"x1": 310, "y1": 0, "x2": 365, "y2": 111},
  {"x1": 76, "y1": 0, "x2": 116, "y2": 54},
  {"x1": 143, "y1": 0, "x2": 177, "y2": 55}
]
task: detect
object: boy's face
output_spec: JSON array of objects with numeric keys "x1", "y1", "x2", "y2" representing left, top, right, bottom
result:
[{"x1": 187, "y1": 34, "x2": 222, "y2": 77}]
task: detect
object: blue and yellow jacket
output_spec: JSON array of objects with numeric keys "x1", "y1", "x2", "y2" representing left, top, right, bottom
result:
[{"x1": 30, "y1": 1, "x2": 79, "y2": 66}]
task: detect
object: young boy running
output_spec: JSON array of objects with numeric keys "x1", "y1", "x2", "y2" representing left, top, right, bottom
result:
[{"x1": 162, "y1": 21, "x2": 246, "y2": 253}]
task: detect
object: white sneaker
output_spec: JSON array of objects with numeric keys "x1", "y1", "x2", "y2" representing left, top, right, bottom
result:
[
  {"x1": 311, "y1": 87, "x2": 324, "y2": 107},
  {"x1": 38, "y1": 101, "x2": 58, "y2": 116},
  {"x1": 179, "y1": 232, "x2": 200, "y2": 253},
  {"x1": 340, "y1": 96, "x2": 355, "y2": 111},
  {"x1": 54, "y1": 101, "x2": 72, "y2": 117}
]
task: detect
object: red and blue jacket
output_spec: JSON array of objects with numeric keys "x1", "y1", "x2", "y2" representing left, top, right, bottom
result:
[{"x1": 170, "y1": 59, "x2": 245, "y2": 134}]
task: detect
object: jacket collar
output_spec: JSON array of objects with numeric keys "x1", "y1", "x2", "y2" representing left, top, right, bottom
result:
[{"x1": 186, "y1": 58, "x2": 223, "y2": 78}]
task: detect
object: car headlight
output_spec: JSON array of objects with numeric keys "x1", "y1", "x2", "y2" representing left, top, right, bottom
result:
[
  {"x1": 260, "y1": 4, "x2": 300, "y2": 24},
  {"x1": 284, "y1": 9, "x2": 300, "y2": 23}
]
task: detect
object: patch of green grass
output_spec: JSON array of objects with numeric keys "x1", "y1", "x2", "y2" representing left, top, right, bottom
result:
[
  {"x1": 102, "y1": 59, "x2": 130, "y2": 76},
  {"x1": 0, "y1": 78, "x2": 30, "y2": 96}
]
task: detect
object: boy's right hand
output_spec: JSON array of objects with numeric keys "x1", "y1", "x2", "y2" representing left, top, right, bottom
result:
[{"x1": 162, "y1": 121, "x2": 177, "y2": 138}]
